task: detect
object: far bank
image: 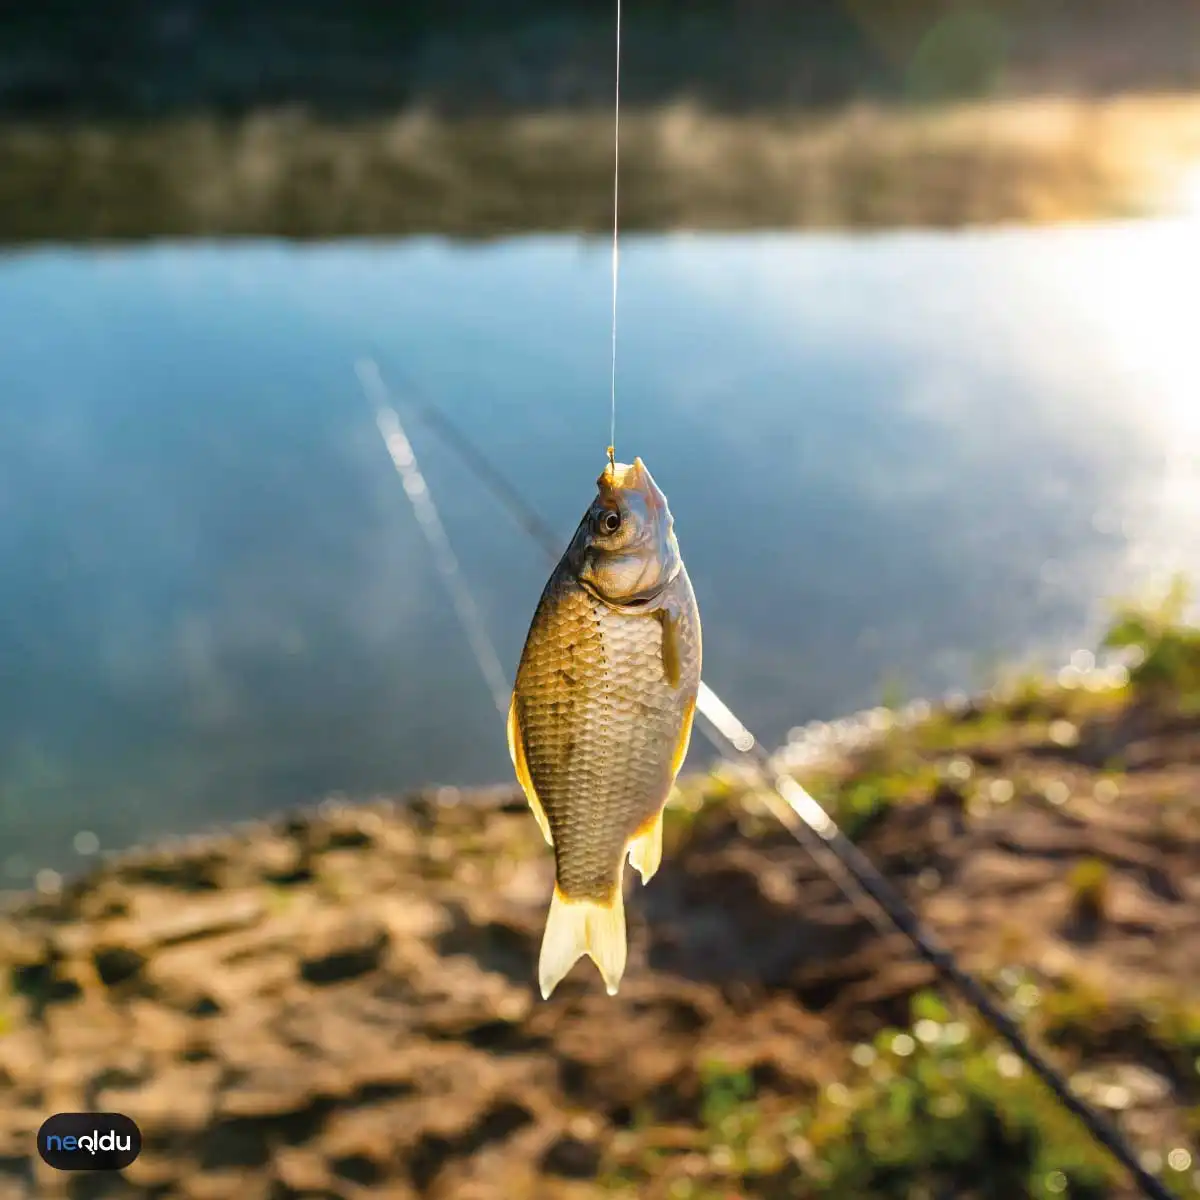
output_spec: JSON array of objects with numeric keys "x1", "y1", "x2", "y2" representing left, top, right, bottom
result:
[{"x1": 3, "y1": 94, "x2": 1200, "y2": 243}]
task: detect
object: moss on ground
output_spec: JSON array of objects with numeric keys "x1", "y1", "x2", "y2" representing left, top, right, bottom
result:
[
  {"x1": 1104, "y1": 576, "x2": 1200, "y2": 712},
  {"x1": 599, "y1": 988, "x2": 1200, "y2": 1199}
]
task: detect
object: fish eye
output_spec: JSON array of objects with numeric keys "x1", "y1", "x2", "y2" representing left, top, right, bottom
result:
[{"x1": 597, "y1": 509, "x2": 621, "y2": 535}]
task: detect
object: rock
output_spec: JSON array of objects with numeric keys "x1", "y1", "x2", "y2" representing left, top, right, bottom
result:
[
  {"x1": 85, "y1": 1063, "x2": 149, "y2": 1107},
  {"x1": 149, "y1": 943, "x2": 299, "y2": 1014},
  {"x1": 374, "y1": 894, "x2": 451, "y2": 942},
  {"x1": 9, "y1": 953, "x2": 82, "y2": 1013},
  {"x1": 273, "y1": 1146, "x2": 333, "y2": 1194},
  {"x1": 540, "y1": 1135, "x2": 602, "y2": 1179},
  {"x1": 300, "y1": 922, "x2": 389, "y2": 986},
  {"x1": 121, "y1": 1152, "x2": 182, "y2": 1189},
  {"x1": 407, "y1": 1100, "x2": 535, "y2": 1191},
  {"x1": 133, "y1": 893, "x2": 265, "y2": 947},
  {"x1": 434, "y1": 907, "x2": 537, "y2": 986},
  {"x1": 93, "y1": 944, "x2": 146, "y2": 986},
  {"x1": 216, "y1": 1067, "x2": 323, "y2": 1121},
  {"x1": 331, "y1": 1152, "x2": 384, "y2": 1185},
  {"x1": 100, "y1": 1063, "x2": 222, "y2": 1132},
  {"x1": 250, "y1": 835, "x2": 314, "y2": 885},
  {"x1": 0, "y1": 1029, "x2": 48, "y2": 1090},
  {"x1": 183, "y1": 1168, "x2": 275, "y2": 1200}
]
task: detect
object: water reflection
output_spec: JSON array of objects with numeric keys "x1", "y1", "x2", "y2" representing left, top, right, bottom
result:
[{"x1": 0, "y1": 221, "x2": 1196, "y2": 877}]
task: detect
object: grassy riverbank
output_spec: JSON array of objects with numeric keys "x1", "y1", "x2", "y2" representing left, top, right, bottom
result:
[
  {"x1": 0, "y1": 592, "x2": 1197, "y2": 1198},
  {"x1": 3, "y1": 93, "x2": 1200, "y2": 243}
]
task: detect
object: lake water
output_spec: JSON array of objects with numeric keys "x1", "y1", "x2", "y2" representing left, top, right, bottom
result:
[{"x1": 1, "y1": 220, "x2": 1198, "y2": 880}]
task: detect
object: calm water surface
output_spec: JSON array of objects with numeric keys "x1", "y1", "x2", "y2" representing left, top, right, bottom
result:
[{"x1": 2, "y1": 221, "x2": 1198, "y2": 878}]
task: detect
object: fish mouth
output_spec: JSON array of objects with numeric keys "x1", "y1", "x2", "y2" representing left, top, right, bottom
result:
[
  {"x1": 598, "y1": 457, "x2": 640, "y2": 493},
  {"x1": 599, "y1": 456, "x2": 666, "y2": 515}
]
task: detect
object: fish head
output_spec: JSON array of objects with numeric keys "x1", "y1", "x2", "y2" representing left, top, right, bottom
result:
[{"x1": 572, "y1": 456, "x2": 682, "y2": 605}]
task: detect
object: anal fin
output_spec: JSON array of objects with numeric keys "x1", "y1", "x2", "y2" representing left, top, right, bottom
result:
[
  {"x1": 539, "y1": 884, "x2": 628, "y2": 999},
  {"x1": 627, "y1": 810, "x2": 664, "y2": 885},
  {"x1": 507, "y1": 694, "x2": 552, "y2": 846}
]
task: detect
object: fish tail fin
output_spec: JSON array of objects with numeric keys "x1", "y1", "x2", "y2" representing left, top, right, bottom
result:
[
  {"x1": 627, "y1": 810, "x2": 665, "y2": 885},
  {"x1": 538, "y1": 885, "x2": 627, "y2": 999}
]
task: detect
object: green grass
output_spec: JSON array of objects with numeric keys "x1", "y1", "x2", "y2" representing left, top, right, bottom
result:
[
  {"x1": 662, "y1": 584, "x2": 1200, "y2": 862},
  {"x1": 698, "y1": 1058, "x2": 769, "y2": 1175},
  {"x1": 1031, "y1": 970, "x2": 1200, "y2": 1087},
  {"x1": 262, "y1": 883, "x2": 297, "y2": 915},
  {"x1": 818, "y1": 756, "x2": 942, "y2": 841},
  {"x1": 911, "y1": 704, "x2": 1027, "y2": 752},
  {"x1": 797, "y1": 993, "x2": 1106, "y2": 1198},
  {"x1": 1104, "y1": 575, "x2": 1200, "y2": 709},
  {"x1": 1066, "y1": 859, "x2": 1111, "y2": 925},
  {"x1": 598, "y1": 979, "x2": 1199, "y2": 1199},
  {"x1": 615, "y1": 991, "x2": 1198, "y2": 1199}
]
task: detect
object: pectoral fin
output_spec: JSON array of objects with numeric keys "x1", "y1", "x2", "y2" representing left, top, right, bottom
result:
[
  {"x1": 656, "y1": 603, "x2": 682, "y2": 688},
  {"x1": 506, "y1": 694, "x2": 553, "y2": 846}
]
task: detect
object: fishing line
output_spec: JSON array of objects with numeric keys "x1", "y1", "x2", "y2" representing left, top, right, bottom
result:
[
  {"x1": 383, "y1": 376, "x2": 1173, "y2": 1200},
  {"x1": 609, "y1": 0, "x2": 622, "y2": 459}
]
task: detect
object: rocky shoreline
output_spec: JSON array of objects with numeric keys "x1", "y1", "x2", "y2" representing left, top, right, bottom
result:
[{"x1": 1, "y1": 662, "x2": 1197, "y2": 1199}]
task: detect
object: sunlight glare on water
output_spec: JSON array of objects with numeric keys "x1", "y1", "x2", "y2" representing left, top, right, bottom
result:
[
  {"x1": 654, "y1": 219, "x2": 1200, "y2": 607},
  {"x1": 1177, "y1": 162, "x2": 1200, "y2": 219},
  {"x1": 1050, "y1": 218, "x2": 1200, "y2": 599}
]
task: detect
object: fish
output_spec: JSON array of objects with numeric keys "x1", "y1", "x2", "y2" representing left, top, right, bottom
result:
[{"x1": 507, "y1": 453, "x2": 702, "y2": 999}]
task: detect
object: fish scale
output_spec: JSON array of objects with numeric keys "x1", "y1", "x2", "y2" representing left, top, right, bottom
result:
[{"x1": 515, "y1": 571, "x2": 699, "y2": 898}]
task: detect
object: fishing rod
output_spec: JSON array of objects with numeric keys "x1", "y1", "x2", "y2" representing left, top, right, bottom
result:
[{"x1": 363, "y1": 366, "x2": 1173, "y2": 1200}]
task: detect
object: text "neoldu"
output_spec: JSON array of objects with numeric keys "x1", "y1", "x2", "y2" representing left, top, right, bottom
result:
[{"x1": 37, "y1": 1113, "x2": 142, "y2": 1171}]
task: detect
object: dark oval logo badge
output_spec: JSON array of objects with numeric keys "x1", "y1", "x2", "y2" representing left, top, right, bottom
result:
[{"x1": 37, "y1": 1113, "x2": 142, "y2": 1171}]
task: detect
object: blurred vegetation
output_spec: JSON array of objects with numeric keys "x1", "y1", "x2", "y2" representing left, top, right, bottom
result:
[
  {"x1": 666, "y1": 579, "x2": 1200, "y2": 846},
  {"x1": 639, "y1": 583, "x2": 1200, "y2": 1197},
  {"x1": 1066, "y1": 858, "x2": 1112, "y2": 925},
  {"x1": 601, "y1": 989, "x2": 1200, "y2": 1199},
  {"x1": 5, "y1": 1, "x2": 1200, "y2": 241},
  {"x1": 1104, "y1": 576, "x2": 1200, "y2": 712},
  {"x1": 4, "y1": 0, "x2": 1200, "y2": 119},
  {"x1": 6, "y1": 94, "x2": 1200, "y2": 243}
]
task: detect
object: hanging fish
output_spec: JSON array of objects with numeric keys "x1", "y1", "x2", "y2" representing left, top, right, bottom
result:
[{"x1": 507, "y1": 453, "x2": 702, "y2": 998}]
